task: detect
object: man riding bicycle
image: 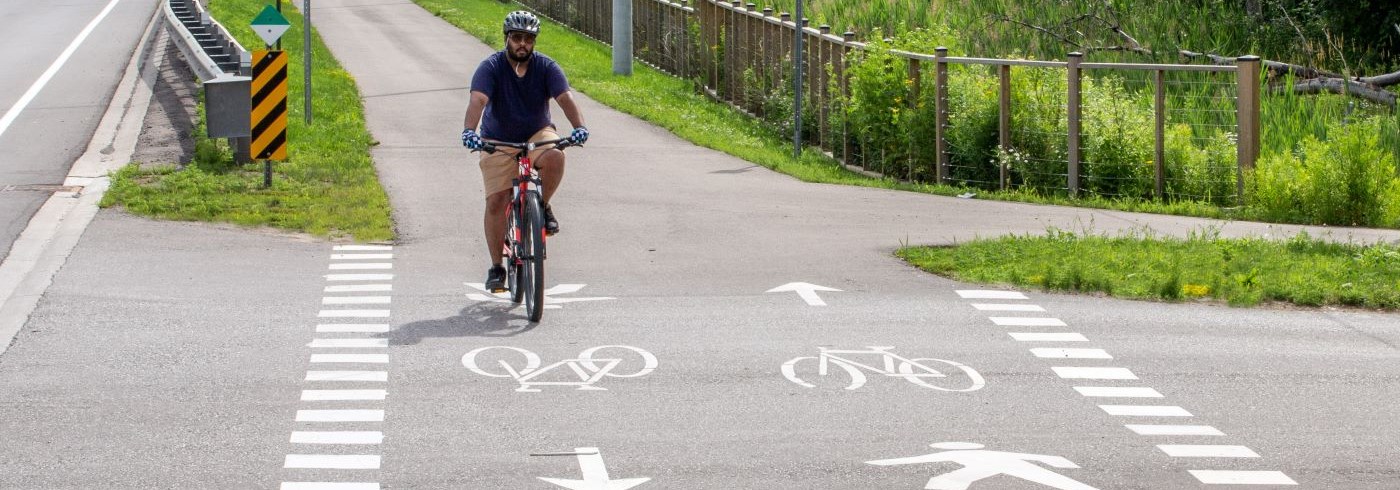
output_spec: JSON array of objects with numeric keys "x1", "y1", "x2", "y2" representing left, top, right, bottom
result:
[{"x1": 461, "y1": 10, "x2": 589, "y2": 293}]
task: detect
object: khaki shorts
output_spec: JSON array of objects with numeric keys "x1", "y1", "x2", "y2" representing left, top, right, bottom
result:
[{"x1": 479, "y1": 128, "x2": 560, "y2": 195}]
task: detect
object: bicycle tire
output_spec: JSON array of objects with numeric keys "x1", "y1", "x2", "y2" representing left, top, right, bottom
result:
[
  {"x1": 523, "y1": 193, "x2": 547, "y2": 322},
  {"x1": 897, "y1": 358, "x2": 986, "y2": 392},
  {"x1": 507, "y1": 203, "x2": 524, "y2": 304}
]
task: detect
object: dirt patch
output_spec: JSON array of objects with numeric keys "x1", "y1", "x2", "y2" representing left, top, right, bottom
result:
[{"x1": 130, "y1": 27, "x2": 198, "y2": 169}]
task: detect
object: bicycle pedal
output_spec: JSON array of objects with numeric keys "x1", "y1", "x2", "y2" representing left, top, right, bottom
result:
[{"x1": 490, "y1": 287, "x2": 509, "y2": 293}]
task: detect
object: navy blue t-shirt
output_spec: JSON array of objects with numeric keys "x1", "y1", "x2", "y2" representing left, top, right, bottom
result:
[{"x1": 470, "y1": 51, "x2": 570, "y2": 143}]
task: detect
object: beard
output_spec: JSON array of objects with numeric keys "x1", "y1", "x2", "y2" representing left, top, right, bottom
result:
[{"x1": 508, "y1": 47, "x2": 533, "y2": 63}]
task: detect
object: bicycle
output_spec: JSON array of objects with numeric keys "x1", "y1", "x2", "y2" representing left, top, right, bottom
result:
[
  {"x1": 474, "y1": 137, "x2": 577, "y2": 322},
  {"x1": 782, "y1": 346, "x2": 985, "y2": 392}
]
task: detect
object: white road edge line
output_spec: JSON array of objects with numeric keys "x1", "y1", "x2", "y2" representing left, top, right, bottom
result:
[{"x1": 0, "y1": 0, "x2": 125, "y2": 139}]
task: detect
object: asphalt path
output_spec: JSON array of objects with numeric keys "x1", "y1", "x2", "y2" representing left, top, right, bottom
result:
[
  {"x1": 0, "y1": 1, "x2": 1398, "y2": 489},
  {"x1": 0, "y1": 0, "x2": 159, "y2": 264}
]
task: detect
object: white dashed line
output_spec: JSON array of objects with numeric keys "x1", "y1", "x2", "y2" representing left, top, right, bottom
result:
[
  {"x1": 334, "y1": 245, "x2": 393, "y2": 251},
  {"x1": 990, "y1": 317, "x2": 1068, "y2": 327},
  {"x1": 1158, "y1": 445, "x2": 1259, "y2": 458},
  {"x1": 331, "y1": 254, "x2": 394, "y2": 260},
  {"x1": 1031, "y1": 348, "x2": 1113, "y2": 359},
  {"x1": 309, "y1": 339, "x2": 389, "y2": 349},
  {"x1": 326, "y1": 274, "x2": 394, "y2": 281},
  {"x1": 1052, "y1": 367, "x2": 1138, "y2": 379},
  {"x1": 1126, "y1": 424, "x2": 1224, "y2": 436},
  {"x1": 971, "y1": 303, "x2": 1046, "y2": 311},
  {"x1": 323, "y1": 296, "x2": 391, "y2": 305},
  {"x1": 316, "y1": 324, "x2": 391, "y2": 333},
  {"x1": 1074, "y1": 387, "x2": 1163, "y2": 398},
  {"x1": 956, "y1": 290, "x2": 1029, "y2": 300},
  {"x1": 1099, "y1": 405, "x2": 1193, "y2": 417},
  {"x1": 329, "y1": 263, "x2": 393, "y2": 270},
  {"x1": 284, "y1": 454, "x2": 381, "y2": 469},
  {"x1": 305, "y1": 371, "x2": 388, "y2": 382},
  {"x1": 1188, "y1": 470, "x2": 1297, "y2": 485},
  {"x1": 1009, "y1": 332, "x2": 1089, "y2": 342},
  {"x1": 301, "y1": 390, "x2": 387, "y2": 401},
  {"x1": 311, "y1": 354, "x2": 390, "y2": 364},
  {"x1": 296, "y1": 410, "x2": 386, "y2": 423},
  {"x1": 291, "y1": 431, "x2": 384, "y2": 445}
]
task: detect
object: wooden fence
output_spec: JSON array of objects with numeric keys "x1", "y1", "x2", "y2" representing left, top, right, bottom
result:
[{"x1": 515, "y1": 0, "x2": 1262, "y2": 202}]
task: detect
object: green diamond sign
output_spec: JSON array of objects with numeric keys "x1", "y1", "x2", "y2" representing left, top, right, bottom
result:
[{"x1": 251, "y1": 5, "x2": 291, "y2": 47}]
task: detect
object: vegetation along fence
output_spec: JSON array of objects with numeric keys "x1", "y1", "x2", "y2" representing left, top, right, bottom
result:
[{"x1": 516, "y1": 0, "x2": 1262, "y2": 204}]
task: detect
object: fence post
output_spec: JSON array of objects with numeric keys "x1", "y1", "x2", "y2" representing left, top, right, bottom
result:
[
  {"x1": 841, "y1": 31, "x2": 854, "y2": 166},
  {"x1": 908, "y1": 56, "x2": 921, "y2": 182},
  {"x1": 1236, "y1": 55, "x2": 1262, "y2": 202},
  {"x1": 999, "y1": 64, "x2": 1011, "y2": 190},
  {"x1": 819, "y1": 25, "x2": 831, "y2": 150},
  {"x1": 1067, "y1": 51, "x2": 1083, "y2": 197},
  {"x1": 1154, "y1": 69, "x2": 1166, "y2": 199},
  {"x1": 934, "y1": 47, "x2": 949, "y2": 184}
]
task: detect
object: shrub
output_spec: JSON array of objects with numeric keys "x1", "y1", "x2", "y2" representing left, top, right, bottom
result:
[{"x1": 1250, "y1": 116, "x2": 1400, "y2": 227}]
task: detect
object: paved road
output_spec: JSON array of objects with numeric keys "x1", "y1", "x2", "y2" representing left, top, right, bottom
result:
[
  {"x1": 1, "y1": 1, "x2": 1398, "y2": 489},
  {"x1": 0, "y1": 0, "x2": 158, "y2": 264}
]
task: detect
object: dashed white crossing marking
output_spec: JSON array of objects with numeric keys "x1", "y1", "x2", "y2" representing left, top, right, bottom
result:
[
  {"x1": 1009, "y1": 332, "x2": 1088, "y2": 342},
  {"x1": 282, "y1": 482, "x2": 380, "y2": 490},
  {"x1": 309, "y1": 339, "x2": 388, "y2": 349},
  {"x1": 305, "y1": 371, "x2": 388, "y2": 382},
  {"x1": 296, "y1": 410, "x2": 385, "y2": 422},
  {"x1": 291, "y1": 431, "x2": 384, "y2": 444},
  {"x1": 325, "y1": 284, "x2": 392, "y2": 293},
  {"x1": 318, "y1": 310, "x2": 391, "y2": 318},
  {"x1": 971, "y1": 303, "x2": 1045, "y2": 311},
  {"x1": 1158, "y1": 445, "x2": 1259, "y2": 458},
  {"x1": 317, "y1": 324, "x2": 391, "y2": 333},
  {"x1": 326, "y1": 274, "x2": 394, "y2": 281},
  {"x1": 1099, "y1": 405, "x2": 1192, "y2": 417},
  {"x1": 284, "y1": 454, "x2": 381, "y2": 469},
  {"x1": 323, "y1": 296, "x2": 391, "y2": 305},
  {"x1": 957, "y1": 290, "x2": 1029, "y2": 300},
  {"x1": 1074, "y1": 387, "x2": 1163, "y2": 398},
  {"x1": 311, "y1": 354, "x2": 389, "y2": 364},
  {"x1": 329, "y1": 263, "x2": 392, "y2": 270},
  {"x1": 1031, "y1": 348, "x2": 1112, "y2": 359},
  {"x1": 990, "y1": 317, "x2": 1068, "y2": 327},
  {"x1": 1125, "y1": 424, "x2": 1224, "y2": 436},
  {"x1": 331, "y1": 254, "x2": 393, "y2": 260},
  {"x1": 302, "y1": 389, "x2": 387, "y2": 401},
  {"x1": 1052, "y1": 367, "x2": 1137, "y2": 379},
  {"x1": 1188, "y1": 470, "x2": 1297, "y2": 485}
]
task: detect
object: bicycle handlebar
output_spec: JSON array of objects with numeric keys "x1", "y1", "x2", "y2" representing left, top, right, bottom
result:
[{"x1": 475, "y1": 137, "x2": 576, "y2": 155}]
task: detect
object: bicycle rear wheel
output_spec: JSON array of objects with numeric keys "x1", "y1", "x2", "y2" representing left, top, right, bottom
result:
[{"x1": 522, "y1": 194, "x2": 547, "y2": 322}]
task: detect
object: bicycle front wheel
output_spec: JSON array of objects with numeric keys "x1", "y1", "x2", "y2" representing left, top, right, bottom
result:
[
  {"x1": 522, "y1": 194, "x2": 547, "y2": 322},
  {"x1": 507, "y1": 203, "x2": 524, "y2": 304}
]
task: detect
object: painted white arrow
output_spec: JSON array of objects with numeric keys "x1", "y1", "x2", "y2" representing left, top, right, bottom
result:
[
  {"x1": 538, "y1": 447, "x2": 649, "y2": 490},
  {"x1": 767, "y1": 282, "x2": 843, "y2": 306}
]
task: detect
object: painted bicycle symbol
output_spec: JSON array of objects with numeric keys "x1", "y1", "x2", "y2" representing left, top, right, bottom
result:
[
  {"x1": 462, "y1": 345, "x2": 657, "y2": 392},
  {"x1": 782, "y1": 346, "x2": 986, "y2": 392}
]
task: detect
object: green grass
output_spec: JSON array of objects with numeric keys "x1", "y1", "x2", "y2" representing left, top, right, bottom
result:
[
  {"x1": 898, "y1": 228, "x2": 1400, "y2": 310},
  {"x1": 101, "y1": 1, "x2": 393, "y2": 242}
]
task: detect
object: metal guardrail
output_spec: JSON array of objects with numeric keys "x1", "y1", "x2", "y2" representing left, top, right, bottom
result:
[
  {"x1": 162, "y1": 0, "x2": 251, "y2": 146},
  {"x1": 162, "y1": 0, "x2": 248, "y2": 81}
]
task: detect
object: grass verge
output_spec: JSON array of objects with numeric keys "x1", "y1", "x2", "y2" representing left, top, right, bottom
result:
[
  {"x1": 101, "y1": 1, "x2": 393, "y2": 242},
  {"x1": 898, "y1": 229, "x2": 1400, "y2": 310}
]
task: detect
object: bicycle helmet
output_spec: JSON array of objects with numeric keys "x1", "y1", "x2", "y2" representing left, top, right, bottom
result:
[{"x1": 503, "y1": 11, "x2": 540, "y2": 36}]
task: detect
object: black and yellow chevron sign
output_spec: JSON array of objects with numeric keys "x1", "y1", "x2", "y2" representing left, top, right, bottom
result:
[{"x1": 251, "y1": 50, "x2": 288, "y2": 160}]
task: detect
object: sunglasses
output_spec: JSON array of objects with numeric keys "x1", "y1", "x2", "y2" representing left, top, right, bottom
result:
[{"x1": 507, "y1": 32, "x2": 537, "y2": 44}]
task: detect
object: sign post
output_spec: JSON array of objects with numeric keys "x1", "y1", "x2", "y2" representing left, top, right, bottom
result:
[{"x1": 251, "y1": 6, "x2": 291, "y2": 188}]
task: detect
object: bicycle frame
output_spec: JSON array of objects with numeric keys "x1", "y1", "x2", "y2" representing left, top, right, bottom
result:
[{"x1": 477, "y1": 137, "x2": 574, "y2": 321}]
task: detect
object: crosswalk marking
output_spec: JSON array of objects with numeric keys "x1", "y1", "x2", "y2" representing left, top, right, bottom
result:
[
  {"x1": 311, "y1": 354, "x2": 389, "y2": 364},
  {"x1": 971, "y1": 303, "x2": 1045, "y2": 311},
  {"x1": 956, "y1": 290, "x2": 1029, "y2": 299},
  {"x1": 1188, "y1": 470, "x2": 1297, "y2": 485},
  {"x1": 1031, "y1": 348, "x2": 1112, "y2": 359},
  {"x1": 305, "y1": 371, "x2": 388, "y2": 382},
  {"x1": 326, "y1": 274, "x2": 394, "y2": 281},
  {"x1": 1126, "y1": 424, "x2": 1225, "y2": 436},
  {"x1": 1158, "y1": 445, "x2": 1259, "y2": 458},
  {"x1": 990, "y1": 317, "x2": 1068, "y2": 327},
  {"x1": 1099, "y1": 405, "x2": 1192, "y2": 417},
  {"x1": 333, "y1": 245, "x2": 393, "y2": 251},
  {"x1": 325, "y1": 284, "x2": 392, "y2": 293},
  {"x1": 296, "y1": 410, "x2": 385, "y2": 422},
  {"x1": 302, "y1": 390, "x2": 387, "y2": 401},
  {"x1": 1074, "y1": 387, "x2": 1163, "y2": 398},
  {"x1": 282, "y1": 482, "x2": 381, "y2": 490},
  {"x1": 331, "y1": 254, "x2": 394, "y2": 260},
  {"x1": 323, "y1": 296, "x2": 391, "y2": 305},
  {"x1": 329, "y1": 263, "x2": 392, "y2": 270},
  {"x1": 309, "y1": 339, "x2": 388, "y2": 349},
  {"x1": 1052, "y1": 367, "x2": 1137, "y2": 379},
  {"x1": 316, "y1": 324, "x2": 391, "y2": 333},
  {"x1": 318, "y1": 310, "x2": 391, "y2": 318}
]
